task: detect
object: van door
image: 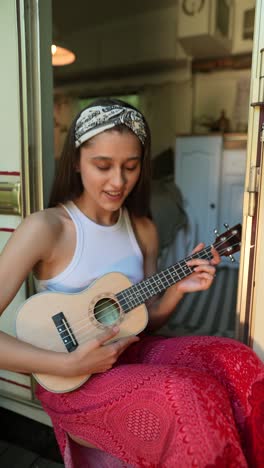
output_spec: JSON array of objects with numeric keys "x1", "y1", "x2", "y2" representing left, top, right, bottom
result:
[
  {"x1": 237, "y1": 0, "x2": 264, "y2": 360},
  {"x1": 0, "y1": 0, "x2": 54, "y2": 424}
]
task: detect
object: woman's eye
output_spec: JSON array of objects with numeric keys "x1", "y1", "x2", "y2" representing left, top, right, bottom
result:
[
  {"x1": 95, "y1": 163, "x2": 139, "y2": 172},
  {"x1": 125, "y1": 165, "x2": 138, "y2": 171},
  {"x1": 97, "y1": 166, "x2": 110, "y2": 171}
]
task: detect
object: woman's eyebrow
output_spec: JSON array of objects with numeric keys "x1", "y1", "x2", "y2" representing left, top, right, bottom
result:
[{"x1": 91, "y1": 156, "x2": 141, "y2": 161}]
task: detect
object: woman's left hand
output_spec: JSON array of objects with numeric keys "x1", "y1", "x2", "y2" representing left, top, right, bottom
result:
[{"x1": 177, "y1": 243, "x2": 221, "y2": 294}]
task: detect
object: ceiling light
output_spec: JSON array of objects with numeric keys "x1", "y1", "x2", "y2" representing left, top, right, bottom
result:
[{"x1": 51, "y1": 44, "x2": 76, "y2": 66}]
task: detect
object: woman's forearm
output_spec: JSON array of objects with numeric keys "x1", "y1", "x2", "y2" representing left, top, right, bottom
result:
[
  {"x1": 147, "y1": 286, "x2": 184, "y2": 331},
  {"x1": 0, "y1": 331, "x2": 68, "y2": 375}
]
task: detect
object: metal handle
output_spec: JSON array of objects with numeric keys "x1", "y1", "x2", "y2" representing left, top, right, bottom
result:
[{"x1": 0, "y1": 181, "x2": 21, "y2": 215}]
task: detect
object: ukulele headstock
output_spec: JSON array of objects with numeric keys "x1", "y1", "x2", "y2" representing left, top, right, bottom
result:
[{"x1": 213, "y1": 224, "x2": 242, "y2": 258}]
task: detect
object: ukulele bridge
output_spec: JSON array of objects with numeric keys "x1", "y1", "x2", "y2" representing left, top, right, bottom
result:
[{"x1": 52, "y1": 312, "x2": 78, "y2": 352}]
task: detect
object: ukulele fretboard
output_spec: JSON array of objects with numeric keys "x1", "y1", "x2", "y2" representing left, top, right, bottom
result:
[{"x1": 116, "y1": 246, "x2": 212, "y2": 313}]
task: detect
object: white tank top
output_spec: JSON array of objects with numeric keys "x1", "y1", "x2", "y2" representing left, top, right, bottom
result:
[{"x1": 34, "y1": 201, "x2": 144, "y2": 293}]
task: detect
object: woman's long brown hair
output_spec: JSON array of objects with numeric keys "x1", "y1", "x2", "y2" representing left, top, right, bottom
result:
[{"x1": 49, "y1": 98, "x2": 152, "y2": 218}]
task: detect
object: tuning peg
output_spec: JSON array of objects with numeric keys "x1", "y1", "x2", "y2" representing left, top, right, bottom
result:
[
  {"x1": 214, "y1": 228, "x2": 219, "y2": 237},
  {"x1": 224, "y1": 223, "x2": 229, "y2": 229},
  {"x1": 229, "y1": 255, "x2": 235, "y2": 263}
]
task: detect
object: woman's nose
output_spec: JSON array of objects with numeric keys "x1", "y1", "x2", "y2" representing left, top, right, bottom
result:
[{"x1": 112, "y1": 169, "x2": 126, "y2": 187}]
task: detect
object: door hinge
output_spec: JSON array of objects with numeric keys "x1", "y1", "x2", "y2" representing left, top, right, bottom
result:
[
  {"x1": 248, "y1": 166, "x2": 261, "y2": 193},
  {"x1": 261, "y1": 123, "x2": 264, "y2": 143},
  {"x1": 247, "y1": 166, "x2": 261, "y2": 217},
  {"x1": 260, "y1": 48, "x2": 264, "y2": 101}
]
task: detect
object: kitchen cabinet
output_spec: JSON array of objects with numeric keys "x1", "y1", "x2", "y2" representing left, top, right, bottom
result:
[{"x1": 175, "y1": 134, "x2": 247, "y2": 263}]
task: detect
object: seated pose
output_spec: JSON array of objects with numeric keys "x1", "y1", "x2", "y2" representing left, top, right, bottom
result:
[{"x1": 0, "y1": 98, "x2": 263, "y2": 467}]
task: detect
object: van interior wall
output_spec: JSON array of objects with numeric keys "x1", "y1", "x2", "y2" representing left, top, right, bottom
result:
[
  {"x1": 52, "y1": 7, "x2": 251, "y2": 350},
  {"x1": 54, "y1": 74, "x2": 192, "y2": 159},
  {"x1": 54, "y1": 65, "x2": 250, "y2": 160},
  {"x1": 52, "y1": 0, "x2": 252, "y2": 158},
  {"x1": 193, "y1": 68, "x2": 251, "y2": 134}
]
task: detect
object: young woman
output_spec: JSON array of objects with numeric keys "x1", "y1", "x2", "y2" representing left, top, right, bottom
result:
[{"x1": 0, "y1": 98, "x2": 263, "y2": 467}]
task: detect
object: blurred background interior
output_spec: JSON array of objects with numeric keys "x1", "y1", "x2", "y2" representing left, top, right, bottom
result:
[
  {"x1": 52, "y1": 0, "x2": 254, "y2": 339},
  {"x1": 0, "y1": 1, "x2": 256, "y2": 462}
]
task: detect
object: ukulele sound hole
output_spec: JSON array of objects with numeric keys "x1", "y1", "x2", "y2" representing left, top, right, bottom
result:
[{"x1": 94, "y1": 298, "x2": 120, "y2": 326}]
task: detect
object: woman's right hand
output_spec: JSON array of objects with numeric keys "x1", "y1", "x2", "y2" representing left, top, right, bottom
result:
[{"x1": 64, "y1": 327, "x2": 139, "y2": 377}]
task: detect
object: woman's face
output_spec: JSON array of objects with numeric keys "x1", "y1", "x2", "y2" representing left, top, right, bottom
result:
[{"x1": 77, "y1": 129, "x2": 142, "y2": 221}]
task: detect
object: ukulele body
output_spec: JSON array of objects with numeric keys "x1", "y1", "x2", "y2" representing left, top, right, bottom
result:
[{"x1": 16, "y1": 271, "x2": 148, "y2": 393}]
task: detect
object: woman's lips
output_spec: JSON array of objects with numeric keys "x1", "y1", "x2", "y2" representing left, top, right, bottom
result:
[{"x1": 103, "y1": 191, "x2": 123, "y2": 201}]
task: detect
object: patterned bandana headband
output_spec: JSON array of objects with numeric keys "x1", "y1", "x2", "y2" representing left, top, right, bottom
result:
[{"x1": 75, "y1": 104, "x2": 147, "y2": 148}]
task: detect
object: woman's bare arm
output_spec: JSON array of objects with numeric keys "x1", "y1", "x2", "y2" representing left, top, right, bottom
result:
[
  {"x1": 0, "y1": 211, "x2": 70, "y2": 373},
  {"x1": 0, "y1": 212, "x2": 60, "y2": 313},
  {"x1": 133, "y1": 217, "x2": 220, "y2": 331},
  {"x1": 0, "y1": 212, "x2": 138, "y2": 376}
]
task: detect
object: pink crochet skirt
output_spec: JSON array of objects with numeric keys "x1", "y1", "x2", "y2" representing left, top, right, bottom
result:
[{"x1": 36, "y1": 335, "x2": 264, "y2": 467}]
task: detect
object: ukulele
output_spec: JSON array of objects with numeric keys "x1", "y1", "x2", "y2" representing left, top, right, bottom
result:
[{"x1": 16, "y1": 224, "x2": 241, "y2": 393}]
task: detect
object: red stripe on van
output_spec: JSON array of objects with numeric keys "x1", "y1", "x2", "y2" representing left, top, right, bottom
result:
[
  {"x1": 0, "y1": 376, "x2": 31, "y2": 390},
  {"x1": 0, "y1": 171, "x2": 20, "y2": 176}
]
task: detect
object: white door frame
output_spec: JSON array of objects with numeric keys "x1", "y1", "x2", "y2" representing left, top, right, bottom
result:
[
  {"x1": 0, "y1": 0, "x2": 54, "y2": 422},
  {"x1": 237, "y1": 0, "x2": 264, "y2": 360}
]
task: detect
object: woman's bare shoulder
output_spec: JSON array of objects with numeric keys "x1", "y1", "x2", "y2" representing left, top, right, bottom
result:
[
  {"x1": 25, "y1": 205, "x2": 70, "y2": 228},
  {"x1": 131, "y1": 215, "x2": 159, "y2": 257},
  {"x1": 19, "y1": 206, "x2": 65, "y2": 237},
  {"x1": 6, "y1": 206, "x2": 70, "y2": 260},
  {"x1": 0, "y1": 207, "x2": 71, "y2": 306}
]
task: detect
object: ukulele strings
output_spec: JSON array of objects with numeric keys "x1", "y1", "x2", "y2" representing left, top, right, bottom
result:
[
  {"x1": 48, "y1": 236, "x2": 240, "y2": 350},
  {"x1": 72, "y1": 234, "x2": 240, "y2": 338},
  {"x1": 46, "y1": 233, "x2": 240, "y2": 350}
]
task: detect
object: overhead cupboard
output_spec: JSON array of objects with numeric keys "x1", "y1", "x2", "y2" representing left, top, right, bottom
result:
[{"x1": 177, "y1": 0, "x2": 255, "y2": 57}]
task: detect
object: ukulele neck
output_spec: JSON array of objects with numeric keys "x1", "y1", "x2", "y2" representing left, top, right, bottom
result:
[{"x1": 116, "y1": 246, "x2": 212, "y2": 313}]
